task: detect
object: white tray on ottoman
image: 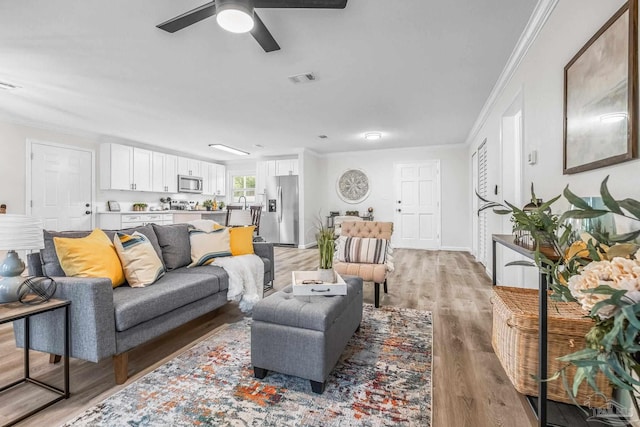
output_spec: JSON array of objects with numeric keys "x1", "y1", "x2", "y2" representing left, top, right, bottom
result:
[{"x1": 291, "y1": 270, "x2": 347, "y2": 296}]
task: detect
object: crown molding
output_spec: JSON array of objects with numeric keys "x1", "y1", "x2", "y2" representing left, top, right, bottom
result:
[{"x1": 464, "y1": 0, "x2": 559, "y2": 147}]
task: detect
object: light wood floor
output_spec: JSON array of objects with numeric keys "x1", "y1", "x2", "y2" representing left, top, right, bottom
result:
[{"x1": 0, "y1": 247, "x2": 534, "y2": 426}]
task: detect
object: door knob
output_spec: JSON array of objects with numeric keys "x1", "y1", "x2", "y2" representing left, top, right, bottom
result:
[
  {"x1": 85, "y1": 210, "x2": 92, "y2": 215},
  {"x1": 85, "y1": 203, "x2": 90, "y2": 207},
  {"x1": 397, "y1": 209, "x2": 401, "y2": 212},
  {"x1": 397, "y1": 200, "x2": 401, "y2": 203}
]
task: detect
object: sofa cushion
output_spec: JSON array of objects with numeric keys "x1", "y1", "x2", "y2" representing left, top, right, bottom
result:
[
  {"x1": 188, "y1": 228, "x2": 231, "y2": 267},
  {"x1": 175, "y1": 265, "x2": 229, "y2": 291},
  {"x1": 112, "y1": 268, "x2": 228, "y2": 331},
  {"x1": 114, "y1": 231, "x2": 165, "y2": 287},
  {"x1": 229, "y1": 226, "x2": 256, "y2": 256},
  {"x1": 53, "y1": 229, "x2": 126, "y2": 288},
  {"x1": 152, "y1": 224, "x2": 192, "y2": 270},
  {"x1": 336, "y1": 236, "x2": 387, "y2": 264},
  {"x1": 41, "y1": 225, "x2": 162, "y2": 277}
]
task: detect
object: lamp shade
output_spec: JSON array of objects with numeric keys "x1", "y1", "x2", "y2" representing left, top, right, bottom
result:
[{"x1": 0, "y1": 215, "x2": 44, "y2": 251}]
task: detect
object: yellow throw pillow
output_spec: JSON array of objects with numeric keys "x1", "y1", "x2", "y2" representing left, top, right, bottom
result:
[
  {"x1": 114, "y1": 232, "x2": 166, "y2": 287},
  {"x1": 53, "y1": 229, "x2": 125, "y2": 288},
  {"x1": 189, "y1": 228, "x2": 232, "y2": 267},
  {"x1": 229, "y1": 226, "x2": 256, "y2": 256}
]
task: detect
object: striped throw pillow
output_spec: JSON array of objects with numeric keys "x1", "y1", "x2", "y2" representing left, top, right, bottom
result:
[
  {"x1": 114, "y1": 232, "x2": 165, "y2": 287},
  {"x1": 188, "y1": 227, "x2": 232, "y2": 267},
  {"x1": 338, "y1": 236, "x2": 387, "y2": 264}
]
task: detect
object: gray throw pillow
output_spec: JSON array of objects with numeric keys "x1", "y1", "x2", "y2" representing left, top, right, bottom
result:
[{"x1": 151, "y1": 224, "x2": 192, "y2": 270}]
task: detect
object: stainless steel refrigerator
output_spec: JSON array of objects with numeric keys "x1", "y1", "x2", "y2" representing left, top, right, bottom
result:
[{"x1": 261, "y1": 175, "x2": 299, "y2": 246}]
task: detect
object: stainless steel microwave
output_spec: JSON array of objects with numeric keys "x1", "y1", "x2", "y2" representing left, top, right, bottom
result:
[{"x1": 178, "y1": 175, "x2": 203, "y2": 193}]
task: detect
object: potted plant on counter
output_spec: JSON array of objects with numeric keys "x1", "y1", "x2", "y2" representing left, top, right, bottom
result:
[
  {"x1": 202, "y1": 200, "x2": 214, "y2": 211},
  {"x1": 132, "y1": 203, "x2": 148, "y2": 212}
]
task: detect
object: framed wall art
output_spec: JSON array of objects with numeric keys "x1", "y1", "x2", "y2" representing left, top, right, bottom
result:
[
  {"x1": 336, "y1": 169, "x2": 370, "y2": 204},
  {"x1": 563, "y1": 0, "x2": 638, "y2": 174}
]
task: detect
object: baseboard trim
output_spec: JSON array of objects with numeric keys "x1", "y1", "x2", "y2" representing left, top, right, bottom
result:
[
  {"x1": 440, "y1": 246, "x2": 471, "y2": 252},
  {"x1": 298, "y1": 242, "x2": 317, "y2": 249}
]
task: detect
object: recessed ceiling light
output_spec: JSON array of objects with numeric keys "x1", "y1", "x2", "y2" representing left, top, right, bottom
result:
[
  {"x1": 208, "y1": 144, "x2": 250, "y2": 156},
  {"x1": 318, "y1": 135, "x2": 328, "y2": 139},
  {"x1": 253, "y1": 144, "x2": 264, "y2": 148},
  {"x1": 0, "y1": 81, "x2": 19, "y2": 91},
  {"x1": 364, "y1": 132, "x2": 382, "y2": 141}
]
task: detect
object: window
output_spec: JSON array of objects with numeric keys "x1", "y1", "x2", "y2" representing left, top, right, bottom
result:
[{"x1": 232, "y1": 175, "x2": 256, "y2": 202}]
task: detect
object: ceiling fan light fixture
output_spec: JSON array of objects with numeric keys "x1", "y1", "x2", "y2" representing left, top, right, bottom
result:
[{"x1": 216, "y1": 0, "x2": 254, "y2": 34}]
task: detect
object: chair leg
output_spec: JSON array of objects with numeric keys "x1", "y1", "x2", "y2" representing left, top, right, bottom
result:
[
  {"x1": 49, "y1": 353, "x2": 61, "y2": 364},
  {"x1": 383, "y1": 278, "x2": 388, "y2": 294},
  {"x1": 374, "y1": 282, "x2": 380, "y2": 308}
]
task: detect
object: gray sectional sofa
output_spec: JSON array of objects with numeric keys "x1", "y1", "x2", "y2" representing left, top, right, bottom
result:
[{"x1": 16, "y1": 223, "x2": 274, "y2": 384}]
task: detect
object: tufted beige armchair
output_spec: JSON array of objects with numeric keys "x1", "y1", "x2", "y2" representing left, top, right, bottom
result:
[{"x1": 334, "y1": 221, "x2": 393, "y2": 308}]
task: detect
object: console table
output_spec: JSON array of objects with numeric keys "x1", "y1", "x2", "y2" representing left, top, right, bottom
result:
[
  {"x1": 492, "y1": 235, "x2": 597, "y2": 427},
  {"x1": 0, "y1": 299, "x2": 70, "y2": 426}
]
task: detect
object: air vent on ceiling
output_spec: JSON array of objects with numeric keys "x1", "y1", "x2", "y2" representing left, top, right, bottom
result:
[{"x1": 288, "y1": 72, "x2": 316, "y2": 84}]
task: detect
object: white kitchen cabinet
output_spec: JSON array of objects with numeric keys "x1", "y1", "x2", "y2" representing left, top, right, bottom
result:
[
  {"x1": 266, "y1": 160, "x2": 277, "y2": 177},
  {"x1": 178, "y1": 157, "x2": 202, "y2": 177},
  {"x1": 153, "y1": 153, "x2": 178, "y2": 193},
  {"x1": 275, "y1": 159, "x2": 298, "y2": 176},
  {"x1": 165, "y1": 154, "x2": 178, "y2": 193},
  {"x1": 132, "y1": 148, "x2": 153, "y2": 192},
  {"x1": 215, "y1": 164, "x2": 226, "y2": 196},
  {"x1": 100, "y1": 143, "x2": 152, "y2": 191},
  {"x1": 255, "y1": 161, "x2": 267, "y2": 198},
  {"x1": 98, "y1": 213, "x2": 173, "y2": 229},
  {"x1": 202, "y1": 162, "x2": 214, "y2": 195}
]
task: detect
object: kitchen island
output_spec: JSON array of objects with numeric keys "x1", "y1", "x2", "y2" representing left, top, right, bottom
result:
[{"x1": 97, "y1": 210, "x2": 227, "y2": 228}]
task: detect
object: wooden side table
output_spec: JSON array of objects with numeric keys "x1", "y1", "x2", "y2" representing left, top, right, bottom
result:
[{"x1": 0, "y1": 298, "x2": 70, "y2": 426}]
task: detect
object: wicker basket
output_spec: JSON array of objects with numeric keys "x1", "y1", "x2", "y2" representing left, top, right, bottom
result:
[{"x1": 491, "y1": 286, "x2": 612, "y2": 407}]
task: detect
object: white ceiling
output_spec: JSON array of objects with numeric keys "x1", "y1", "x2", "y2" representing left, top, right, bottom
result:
[{"x1": 0, "y1": 0, "x2": 536, "y2": 161}]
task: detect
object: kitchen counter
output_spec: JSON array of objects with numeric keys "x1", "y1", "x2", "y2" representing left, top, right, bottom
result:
[{"x1": 97, "y1": 210, "x2": 227, "y2": 214}]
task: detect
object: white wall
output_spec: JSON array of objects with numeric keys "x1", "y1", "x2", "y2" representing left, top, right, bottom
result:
[
  {"x1": 323, "y1": 145, "x2": 470, "y2": 250},
  {"x1": 469, "y1": 0, "x2": 640, "y2": 277},
  {"x1": 300, "y1": 150, "x2": 326, "y2": 248},
  {"x1": 0, "y1": 120, "x2": 100, "y2": 214}
]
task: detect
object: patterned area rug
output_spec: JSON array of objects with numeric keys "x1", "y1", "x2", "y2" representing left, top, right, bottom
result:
[{"x1": 65, "y1": 305, "x2": 432, "y2": 426}]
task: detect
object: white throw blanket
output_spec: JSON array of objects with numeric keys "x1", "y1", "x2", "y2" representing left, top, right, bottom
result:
[{"x1": 212, "y1": 254, "x2": 264, "y2": 313}]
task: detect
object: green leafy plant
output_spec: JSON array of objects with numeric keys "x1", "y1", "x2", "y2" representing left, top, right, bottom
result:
[
  {"x1": 132, "y1": 203, "x2": 148, "y2": 211},
  {"x1": 202, "y1": 199, "x2": 214, "y2": 209},
  {"x1": 480, "y1": 177, "x2": 640, "y2": 413},
  {"x1": 316, "y1": 219, "x2": 335, "y2": 269}
]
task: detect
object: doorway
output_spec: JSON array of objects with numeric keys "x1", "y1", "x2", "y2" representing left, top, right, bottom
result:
[
  {"x1": 393, "y1": 161, "x2": 441, "y2": 249},
  {"x1": 27, "y1": 140, "x2": 95, "y2": 231},
  {"x1": 496, "y1": 93, "x2": 526, "y2": 286}
]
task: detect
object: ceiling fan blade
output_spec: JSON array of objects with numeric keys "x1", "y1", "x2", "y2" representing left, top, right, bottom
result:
[
  {"x1": 157, "y1": 1, "x2": 217, "y2": 33},
  {"x1": 251, "y1": 12, "x2": 280, "y2": 52},
  {"x1": 254, "y1": 0, "x2": 347, "y2": 8}
]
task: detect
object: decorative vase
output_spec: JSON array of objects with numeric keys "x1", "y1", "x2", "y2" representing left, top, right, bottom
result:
[{"x1": 318, "y1": 268, "x2": 335, "y2": 283}]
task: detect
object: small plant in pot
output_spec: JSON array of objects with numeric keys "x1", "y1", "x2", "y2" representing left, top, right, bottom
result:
[
  {"x1": 132, "y1": 203, "x2": 148, "y2": 212},
  {"x1": 316, "y1": 220, "x2": 336, "y2": 283},
  {"x1": 202, "y1": 199, "x2": 214, "y2": 211}
]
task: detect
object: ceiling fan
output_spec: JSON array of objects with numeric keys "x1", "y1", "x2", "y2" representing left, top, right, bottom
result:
[{"x1": 157, "y1": 0, "x2": 348, "y2": 53}]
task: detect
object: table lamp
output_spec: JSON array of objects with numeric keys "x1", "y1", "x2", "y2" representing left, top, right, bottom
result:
[{"x1": 0, "y1": 215, "x2": 44, "y2": 303}]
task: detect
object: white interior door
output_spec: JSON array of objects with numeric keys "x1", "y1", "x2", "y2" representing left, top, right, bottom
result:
[
  {"x1": 29, "y1": 141, "x2": 94, "y2": 231},
  {"x1": 394, "y1": 162, "x2": 441, "y2": 249}
]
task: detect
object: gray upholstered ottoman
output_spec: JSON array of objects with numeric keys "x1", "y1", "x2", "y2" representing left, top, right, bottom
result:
[{"x1": 251, "y1": 276, "x2": 363, "y2": 394}]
